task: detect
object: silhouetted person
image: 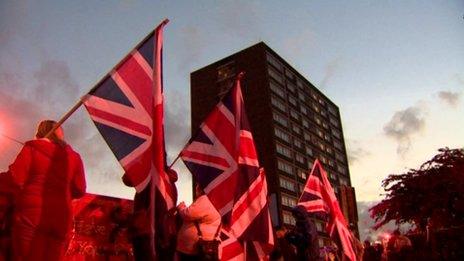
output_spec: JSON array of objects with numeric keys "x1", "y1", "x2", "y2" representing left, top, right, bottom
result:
[{"x1": 5, "y1": 120, "x2": 86, "y2": 260}]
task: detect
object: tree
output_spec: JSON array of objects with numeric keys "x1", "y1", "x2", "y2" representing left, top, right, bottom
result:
[{"x1": 370, "y1": 148, "x2": 464, "y2": 231}]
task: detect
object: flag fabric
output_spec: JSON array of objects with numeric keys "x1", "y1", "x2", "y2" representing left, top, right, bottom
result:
[
  {"x1": 83, "y1": 20, "x2": 175, "y2": 259},
  {"x1": 298, "y1": 159, "x2": 356, "y2": 261},
  {"x1": 181, "y1": 75, "x2": 274, "y2": 260}
]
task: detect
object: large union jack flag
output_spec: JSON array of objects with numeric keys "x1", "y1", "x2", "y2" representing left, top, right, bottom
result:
[
  {"x1": 298, "y1": 159, "x2": 356, "y2": 261},
  {"x1": 83, "y1": 20, "x2": 176, "y2": 259},
  {"x1": 181, "y1": 75, "x2": 274, "y2": 260}
]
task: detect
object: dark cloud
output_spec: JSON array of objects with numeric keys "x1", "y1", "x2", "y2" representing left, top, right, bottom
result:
[
  {"x1": 437, "y1": 91, "x2": 461, "y2": 108},
  {"x1": 383, "y1": 104, "x2": 427, "y2": 156},
  {"x1": 357, "y1": 201, "x2": 411, "y2": 241}
]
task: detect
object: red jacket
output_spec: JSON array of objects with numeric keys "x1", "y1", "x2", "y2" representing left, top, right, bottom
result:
[{"x1": 8, "y1": 139, "x2": 86, "y2": 239}]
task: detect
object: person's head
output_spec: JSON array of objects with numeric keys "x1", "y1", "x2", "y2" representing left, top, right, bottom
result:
[
  {"x1": 35, "y1": 120, "x2": 65, "y2": 146},
  {"x1": 291, "y1": 205, "x2": 308, "y2": 220},
  {"x1": 364, "y1": 240, "x2": 371, "y2": 247}
]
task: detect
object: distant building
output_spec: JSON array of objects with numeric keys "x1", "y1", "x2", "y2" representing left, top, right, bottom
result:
[{"x1": 190, "y1": 42, "x2": 359, "y2": 243}]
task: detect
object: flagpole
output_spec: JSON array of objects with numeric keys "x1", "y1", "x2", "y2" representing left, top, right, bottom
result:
[
  {"x1": 44, "y1": 19, "x2": 170, "y2": 138},
  {"x1": 0, "y1": 132, "x2": 25, "y2": 146},
  {"x1": 167, "y1": 72, "x2": 246, "y2": 168}
]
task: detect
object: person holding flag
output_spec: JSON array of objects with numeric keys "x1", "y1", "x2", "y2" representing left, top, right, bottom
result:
[{"x1": 298, "y1": 159, "x2": 357, "y2": 261}]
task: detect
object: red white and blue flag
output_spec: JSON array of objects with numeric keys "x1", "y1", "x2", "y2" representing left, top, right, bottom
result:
[
  {"x1": 83, "y1": 20, "x2": 175, "y2": 259},
  {"x1": 181, "y1": 75, "x2": 274, "y2": 260},
  {"x1": 298, "y1": 159, "x2": 356, "y2": 261}
]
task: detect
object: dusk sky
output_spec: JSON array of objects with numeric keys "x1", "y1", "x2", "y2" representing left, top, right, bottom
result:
[{"x1": 1, "y1": 1, "x2": 463, "y2": 239}]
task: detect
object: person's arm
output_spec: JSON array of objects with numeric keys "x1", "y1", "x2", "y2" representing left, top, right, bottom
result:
[
  {"x1": 8, "y1": 144, "x2": 33, "y2": 188},
  {"x1": 71, "y1": 155, "x2": 86, "y2": 199},
  {"x1": 177, "y1": 196, "x2": 208, "y2": 221}
]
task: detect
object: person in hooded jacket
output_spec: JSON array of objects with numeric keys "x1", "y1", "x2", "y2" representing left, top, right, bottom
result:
[{"x1": 4, "y1": 120, "x2": 86, "y2": 261}]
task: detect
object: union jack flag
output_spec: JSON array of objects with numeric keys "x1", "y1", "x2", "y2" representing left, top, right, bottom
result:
[
  {"x1": 181, "y1": 75, "x2": 274, "y2": 260},
  {"x1": 298, "y1": 159, "x2": 356, "y2": 261},
  {"x1": 83, "y1": 20, "x2": 176, "y2": 259}
]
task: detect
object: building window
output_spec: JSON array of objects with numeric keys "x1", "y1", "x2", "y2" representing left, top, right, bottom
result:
[
  {"x1": 300, "y1": 106, "x2": 307, "y2": 115},
  {"x1": 298, "y1": 91, "x2": 305, "y2": 101},
  {"x1": 313, "y1": 103, "x2": 320, "y2": 113},
  {"x1": 302, "y1": 119, "x2": 309, "y2": 128},
  {"x1": 274, "y1": 128, "x2": 290, "y2": 143},
  {"x1": 339, "y1": 178, "x2": 348, "y2": 186},
  {"x1": 308, "y1": 161, "x2": 314, "y2": 170},
  {"x1": 304, "y1": 132, "x2": 311, "y2": 142},
  {"x1": 326, "y1": 147, "x2": 333, "y2": 155},
  {"x1": 305, "y1": 146, "x2": 313, "y2": 156},
  {"x1": 290, "y1": 110, "x2": 299, "y2": 121},
  {"x1": 315, "y1": 222, "x2": 323, "y2": 232},
  {"x1": 289, "y1": 96, "x2": 297, "y2": 106},
  {"x1": 335, "y1": 153, "x2": 345, "y2": 163},
  {"x1": 276, "y1": 143, "x2": 292, "y2": 158},
  {"x1": 322, "y1": 122, "x2": 329, "y2": 130},
  {"x1": 329, "y1": 117, "x2": 339, "y2": 127},
  {"x1": 324, "y1": 134, "x2": 331, "y2": 142},
  {"x1": 317, "y1": 129, "x2": 324, "y2": 138},
  {"x1": 328, "y1": 104, "x2": 337, "y2": 116},
  {"x1": 273, "y1": 112, "x2": 288, "y2": 127},
  {"x1": 267, "y1": 52, "x2": 283, "y2": 71},
  {"x1": 268, "y1": 67, "x2": 284, "y2": 84},
  {"x1": 319, "y1": 142, "x2": 325, "y2": 151},
  {"x1": 287, "y1": 83, "x2": 296, "y2": 93},
  {"x1": 271, "y1": 96, "x2": 287, "y2": 112},
  {"x1": 328, "y1": 159, "x2": 335, "y2": 167},
  {"x1": 285, "y1": 69, "x2": 295, "y2": 81},
  {"x1": 292, "y1": 124, "x2": 301, "y2": 135},
  {"x1": 332, "y1": 128, "x2": 341, "y2": 139},
  {"x1": 278, "y1": 160, "x2": 294, "y2": 175},
  {"x1": 294, "y1": 139, "x2": 303, "y2": 149},
  {"x1": 320, "y1": 156, "x2": 327, "y2": 164},
  {"x1": 296, "y1": 153, "x2": 305, "y2": 165},
  {"x1": 334, "y1": 140, "x2": 342, "y2": 150},
  {"x1": 283, "y1": 211, "x2": 296, "y2": 225},
  {"x1": 270, "y1": 81, "x2": 285, "y2": 99},
  {"x1": 337, "y1": 165, "x2": 347, "y2": 175},
  {"x1": 315, "y1": 117, "x2": 322, "y2": 126},
  {"x1": 279, "y1": 177, "x2": 296, "y2": 192},
  {"x1": 281, "y1": 194, "x2": 297, "y2": 208},
  {"x1": 321, "y1": 110, "x2": 327, "y2": 117},
  {"x1": 217, "y1": 61, "x2": 235, "y2": 82}
]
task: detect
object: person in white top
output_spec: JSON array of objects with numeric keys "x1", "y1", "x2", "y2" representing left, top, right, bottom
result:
[{"x1": 176, "y1": 184, "x2": 221, "y2": 260}]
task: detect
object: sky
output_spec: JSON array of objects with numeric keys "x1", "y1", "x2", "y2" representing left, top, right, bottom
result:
[{"x1": 1, "y1": 0, "x2": 463, "y2": 240}]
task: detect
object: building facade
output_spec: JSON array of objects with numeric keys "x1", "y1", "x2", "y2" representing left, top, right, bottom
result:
[{"x1": 190, "y1": 42, "x2": 358, "y2": 243}]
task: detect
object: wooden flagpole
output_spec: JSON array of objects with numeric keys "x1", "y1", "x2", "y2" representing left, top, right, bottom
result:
[{"x1": 44, "y1": 19, "x2": 170, "y2": 138}]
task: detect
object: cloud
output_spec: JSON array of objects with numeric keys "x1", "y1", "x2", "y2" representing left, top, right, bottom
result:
[
  {"x1": 346, "y1": 140, "x2": 370, "y2": 165},
  {"x1": 319, "y1": 57, "x2": 342, "y2": 89},
  {"x1": 214, "y1": 0, "x2": 262, "y2": 39},
  {"x1": 357, "y1": 201, "x2": 412, "y2": 241},
  {"x1": 437, "y1": 90, "x2": 461, "y2": 108},
  {"x1": 383, "y1": 103, "x2": 427, "y2": 156},
  {"x1": 282, "y1": 29, "x2": 317, "y2": 57},
  {"x1": 164, "y1": 89, "x2": 191, "y2": 163},
  {"x1": 176, "y1": 26, "x2": 205, "y2": 71}
]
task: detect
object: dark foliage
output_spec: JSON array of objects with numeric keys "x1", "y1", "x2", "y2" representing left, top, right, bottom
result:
[{"x1": 369, "y1": 148, "x2": 464, "y2": 231}]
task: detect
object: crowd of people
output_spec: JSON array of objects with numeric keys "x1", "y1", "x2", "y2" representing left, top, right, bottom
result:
[{"x1": 0, "y1": 120, "x2": 454, "y2": 261}]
